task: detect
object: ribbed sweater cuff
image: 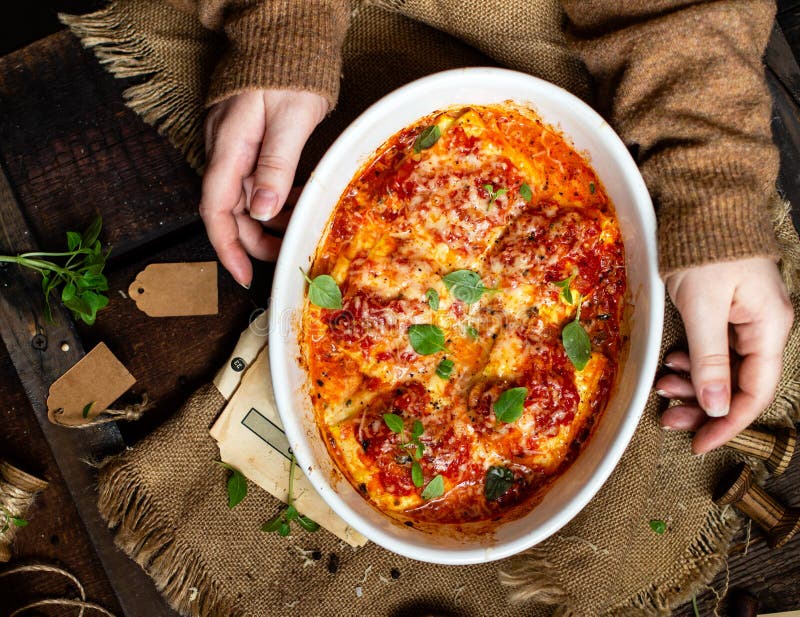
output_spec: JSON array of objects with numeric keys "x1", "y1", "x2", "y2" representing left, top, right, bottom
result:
[
  {"x1": 650, "y1": 152, "x2": 780, "y2": 277},
  {"x1": 207, "y1": 2, "x2": 347, "y2": 110}
]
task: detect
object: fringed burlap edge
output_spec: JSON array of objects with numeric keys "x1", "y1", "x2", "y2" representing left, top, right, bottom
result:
[
  {"x1": 59, "y1": 3, "x2": 208, "y2": 171},
  {"x1": 96, "y1": 386, "x2": 241, "y2": 617}
]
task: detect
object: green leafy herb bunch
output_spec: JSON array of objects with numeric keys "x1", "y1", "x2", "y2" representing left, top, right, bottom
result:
[{"x1": 0, "y1": 216, "x2": 109, "y2": 324}]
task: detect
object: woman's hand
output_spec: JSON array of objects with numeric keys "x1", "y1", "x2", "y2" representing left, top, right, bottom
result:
[
  {"x1": 200, "y1": 89, "x2": 328, "y2": 287},
  {"x1": 656, "y1": 257, "x2": 793, "y2": 454}
]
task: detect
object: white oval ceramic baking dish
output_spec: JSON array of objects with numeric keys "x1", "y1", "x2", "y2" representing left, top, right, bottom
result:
[{"x1": 269, "y1": 67, "x2": 664, "y2": 565}]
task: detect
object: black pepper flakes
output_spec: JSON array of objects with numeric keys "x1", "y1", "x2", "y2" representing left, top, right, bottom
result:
[{"x1": 327, "y1": 553, "x2": 340, "y2": 573}]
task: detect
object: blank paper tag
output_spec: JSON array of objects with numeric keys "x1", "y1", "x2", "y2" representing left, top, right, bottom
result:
[
  {"x1": 129, "y1": 262, "x2": 218, "y2": 317},
  {"x1": 46, "y1": 343, "x2": 136, "y2": 426}
]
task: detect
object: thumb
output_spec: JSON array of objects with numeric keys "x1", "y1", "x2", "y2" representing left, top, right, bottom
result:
[
  {"x1": 681, "y1": 294, "x2": 733, "y2": 418},
  {"x1": 248, "y1": 98, "x2": 321, "y2": 222}
]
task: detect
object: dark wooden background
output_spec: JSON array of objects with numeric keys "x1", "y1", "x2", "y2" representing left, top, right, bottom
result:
[{"x1": 1, "y1": 3, "x2": 799, "y2": 616}]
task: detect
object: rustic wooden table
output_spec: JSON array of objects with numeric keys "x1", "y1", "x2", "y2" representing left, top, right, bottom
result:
[{"x1": 0, "y1": 14, "x2": 799, "y2": 617}]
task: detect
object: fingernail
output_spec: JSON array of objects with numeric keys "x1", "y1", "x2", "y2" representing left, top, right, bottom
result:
[
  {"x1": 661, "y1": 424, "x2": 675, "y2": 431},
  {"x1": 655, "y1": 389, "x2": 670, "y2": 398},
  {"x1": 664, "y1": 360, "x2": 675, "y2": 369},
  {"x1": 701, "y1": 384, "x2": 729, "y2": 417},
  {"x1": 240, "y1": 280, "x2": 251, "y2": 290},
  {"x1": 250, "y1": 189, "x2": 279, "y2": 221}
]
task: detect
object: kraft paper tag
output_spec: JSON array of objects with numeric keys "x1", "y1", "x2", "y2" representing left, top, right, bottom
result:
[
  {"x1": 129, "y1": 262, "x2": 218, "y2": 317},
  {"x1": 210, "y1": 342, "x2": 368, "y2": 548},
  {"x1": 46, "y1": 343, "x2": 136, "y2": 426}
]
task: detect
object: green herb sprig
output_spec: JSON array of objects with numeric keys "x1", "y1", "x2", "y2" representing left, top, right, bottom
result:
[
  {"x1": 82, "y1": 401, "x2": 94, "y2": 419},
  {"x1": 553, "y1": 274, "x2": 576, "y2": 304},
  {"x1": 442, "y1": 270, "x2": 496, "y2": 305},
  {"x1": 384, "y1": 415, "x2": 426, "y2": 461},
  {"x1": 420, "y1": 474, "x2": 444, "y2": 500},
  {"x1": 562, "y1": 294, "x2": 591, "y2": 371},
  {"x1": 413, "y1": 125, "x2": 442, "y2": 153},
  {"x1": 215, "y1": 461, "x2": 248, "y2": 509},
  {"x1": 261, "y1": 454, "x2": 320, "y2": 537},
  {"x1": 0, "y1": 507, "x2": 28, "y2": 534},
  {"x1": 425, "y1": 288, "x2": 439, "y2": 311},
  {"x1": 0, "y1": 216, "x2": 109, "y2": 325},
  {"x1": 493, "y1": 387, "x2": 528, "y2": 423},
  {"x1": 436, "y1": 358, "x2": 454, "y2": 380},
  {"x1": 484, "y1": 466, "x2": 514, "y2": 501},
  {"x1": 649, "y1": 519, "x2": 667, "y2": 535},
  {"x1": 519, "y1": 182, "x2": 533, "y2": 203},
  {"x1": 408, "y1": 324, "x2": 446, "y2": 355},
  {"x1": 483, "y1": 184, "x2": 508, "y2": 209},
  {"x1": 300, "y1": 268, "x2": 342, "y2": 309}
]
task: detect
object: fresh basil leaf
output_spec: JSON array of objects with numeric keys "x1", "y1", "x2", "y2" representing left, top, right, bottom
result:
[
  {"x1": 436, "y1": 358, "x2": 454, "y2": 380},
  {"x1": 297, "y1": 515, "x2": 320, "y2": 532},
  {"x1": 589, "y1": 182, "x2": 596, "y2": 195},
  {"x1": 407, "y1": 324, "x2": 446, "y2": 355},
  {"x1": 64, "y1": 295, "x2": 90, "y2": 317},
  {"x1": 420, "y1": 474, "x2": 444, "y2": 499},
  {"x1": 301, "y1": 269, "x2": 343, "y2": 309},
  {"x1": 520, "y1": 182, "x2": 532, "y2": 202},
  {"x1": 413, "y1": 125, "x2": 441, "y2": 153},
  {"x1": 484, "y1": 466, "x2": 514, "y2": 501},
  {"x1": 649, "y1": 519, "x2": 666, "y2": 535},
  {"x1": 11, "y1": 517, "x2": 27, "y2": 528},
  {"x1": 465, "y1": 325, "x2": 479, "y2": 340},
  {"x1": 484, "y1": 184, "x2": 508, "y2": 208},
  {"x1": 66, "y1": 231, "x2": 82, "y2": 252},
  {"x1": 284, "y1": 505, "x2": 299, "y2": 521},
  {"x1": 215, "y1": 461, "x2": 247, "y2": 509},
  {"x1": 442, "y1": 270, "x2": 493, "y2": 304},
  {"x1": 383, "y1": 413, "x2": 405, "y2": 433},
  {"x1": 553, "y1": 275, "x2": 575, "y2": 304},
  {"x1": 226, "y1": 471, "x2": 247, "y2": 509},
  {"x1": 82, "y1": 402, "x2": 94, "y2": 419},
  {"x1": 493, "y1": 387, "x2": 528, "y2": 423},
  {"x1": 261, "y1": 515, "x2": 284, "y2": 533},
  {"x1": 279, "y1": 522, "x2": 291, "y2": 537},
  {"x1": 411, "y1": 462, "x2": 424, "y2": 487},
  {"x1": 81, "y1": 216, "x2": 103, "y2": 247},
  {"x1": 411, "y1": 420, "x2": 424, "y2": 439},
  {"x1": 415, "y1": 443, "x2": 424, "y2": 460},
  {"x1": 562, "y1": 320, "x2": 591, "y2": 371},
  {"x1": 425, "y1": 288, "x2": 439, "y2": 311},
  {"x1": 61, "y1": 282, "x2": 77, "y2": 303}
]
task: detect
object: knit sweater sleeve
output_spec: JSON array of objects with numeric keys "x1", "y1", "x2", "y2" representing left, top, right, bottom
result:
[
  {"x1": 559, "y1": 0, "x2": 780, "y2": 276},
  {"x1": 195, "y1": 0, "x2": 351, "y2": 110}
]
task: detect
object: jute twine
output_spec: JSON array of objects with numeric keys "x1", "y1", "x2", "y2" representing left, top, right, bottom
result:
[
  {"x1": 0, "y1": 563, "x2": 120, "y2": 617},
  {"x1": 0, "y1": 461, "x2": 48, "y2": 563},
  {"x1": 52, "y1": 394, "x2": 154, "y2": 429}
]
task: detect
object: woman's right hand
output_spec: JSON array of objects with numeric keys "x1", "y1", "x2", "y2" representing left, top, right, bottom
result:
[{"x1": 200, "y1": 89, "x2": 328, "y2": 288}]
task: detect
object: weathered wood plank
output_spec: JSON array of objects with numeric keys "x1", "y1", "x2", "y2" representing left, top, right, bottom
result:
[
  {"x1": 0, "y1": 31, "x2": 202, "y2": 256},
  {"x1": 0, "y1": 163, "x2": 178, "y2": 616}
]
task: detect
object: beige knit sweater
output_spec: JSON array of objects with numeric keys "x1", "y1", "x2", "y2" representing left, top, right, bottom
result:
[{"x1": 178, "y1": 0, "x2": 781, "y2": 276}]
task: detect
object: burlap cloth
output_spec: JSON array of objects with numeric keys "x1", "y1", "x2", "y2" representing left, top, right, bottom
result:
[{"x1": 60, "y1": 1, "x2": 800, "y2": 615}]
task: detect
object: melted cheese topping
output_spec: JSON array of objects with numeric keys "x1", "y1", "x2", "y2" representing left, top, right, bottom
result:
[{"x1": 302, "y1": 104, "x2": 626, "y2": 525}]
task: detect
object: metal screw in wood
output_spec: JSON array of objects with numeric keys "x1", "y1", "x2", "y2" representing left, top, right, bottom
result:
[
  {"x1": 714, "y1": 463, "x2": 800, "y2": 549},
  {"x1": 724, "y1": 425, "x2": 796, "y2": 475}
]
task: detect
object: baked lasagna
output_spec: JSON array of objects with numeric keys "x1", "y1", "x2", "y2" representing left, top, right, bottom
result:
[{"x1": 300, "y1": 104, "x2": 626, "y2": 526}]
